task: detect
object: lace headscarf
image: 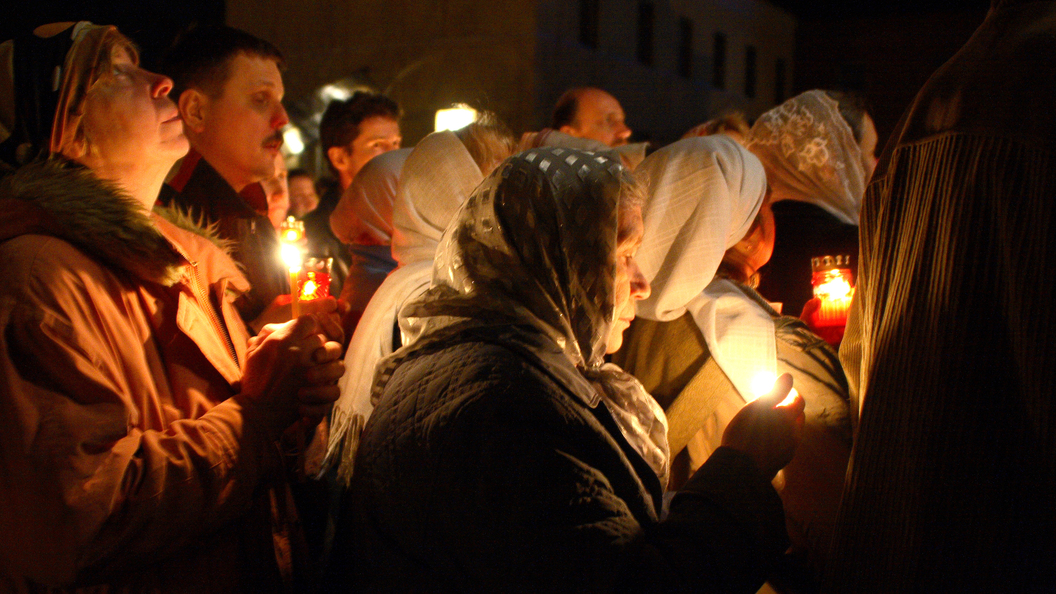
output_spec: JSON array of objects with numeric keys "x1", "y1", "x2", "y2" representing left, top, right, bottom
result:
[
  {"x1": 327, "y1": 131, "x2": 483, "y2": 480},
  {"x1": 382, "y1": 148, "x2": 669, "y2": 484},
  {"x1": 745, "y1": 90, "x2": 867, "y2": 225},
  {"x1": 635, "y1": 136, "x2": 775, "y2": 402}
]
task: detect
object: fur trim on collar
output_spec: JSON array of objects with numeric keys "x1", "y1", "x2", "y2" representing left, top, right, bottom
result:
[{"x1": 0, "y1": 157, "x2": 225, "y2": 286}]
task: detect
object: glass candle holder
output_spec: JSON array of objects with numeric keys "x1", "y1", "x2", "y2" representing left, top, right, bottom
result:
[
  {"x1": 810, "y1": 255, "x2": 854, "y2": 328},
  {"x1": 296, "y1": 257, "x2": 333, "y2": 301}
]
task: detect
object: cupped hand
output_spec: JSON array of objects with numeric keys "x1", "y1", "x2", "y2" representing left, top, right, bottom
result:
[{"x1": 721, "y1": 373, "x2": 806, "y2": 480}]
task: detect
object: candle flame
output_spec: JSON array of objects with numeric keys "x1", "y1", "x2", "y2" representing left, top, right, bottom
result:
[
  {"x1": 301, "y1": 280, "x2": 319, "y2": 299},
  {"x1": 815, "y1": 270, "x2": 852, "y2": 301},
  {"x1": 281, "y1": 243, "x2": 302, "y2": 271}
]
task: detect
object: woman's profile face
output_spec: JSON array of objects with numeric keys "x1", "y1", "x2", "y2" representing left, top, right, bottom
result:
[
  {"x1": 606, "y1": 204, "x2": 650, "y2": 354},
  {"x1": 76, "y1": 46, "x2": 187, "y2": 174}
]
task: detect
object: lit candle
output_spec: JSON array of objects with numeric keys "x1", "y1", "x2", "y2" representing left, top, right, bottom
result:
[
  {"x1": 279, "y1": 216, "x2": 305, "y2": 318},
  {"x1": 810, "y1": 255, "x2": 854, "y2": 328}
]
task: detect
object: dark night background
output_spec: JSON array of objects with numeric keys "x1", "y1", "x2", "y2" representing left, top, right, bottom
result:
[{"x1": 4, "y1": 0, "x2": 995, "y2": 150}]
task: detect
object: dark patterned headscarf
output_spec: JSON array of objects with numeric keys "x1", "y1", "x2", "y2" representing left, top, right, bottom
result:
[
  {"x1": 401, "y1": 147, "x2": 624, "y2": 367},
  {"x1": 382, "y1": 147, "x2": 669, "y2": 484}
]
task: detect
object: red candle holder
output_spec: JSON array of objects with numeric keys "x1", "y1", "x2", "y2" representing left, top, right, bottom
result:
[
  {"x1": 296, "y1": 257, "x2": 332, "y2": 301},
  {"x1": 810, "y1": 255, "x2": 854, "y2": 328}
]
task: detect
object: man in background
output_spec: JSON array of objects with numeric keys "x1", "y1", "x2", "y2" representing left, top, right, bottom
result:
[
  {"x1": 550, "y1": 87, "x2": 632, "y2": 147},
  {"x1": 316, "y1": 92, "x2": 403, "y2": 311}
]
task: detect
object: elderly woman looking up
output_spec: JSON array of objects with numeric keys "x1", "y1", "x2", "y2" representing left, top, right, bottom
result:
[
  {"x1": 328, "y1": 148, "x2": 805, "y2": 592},
  {"x1": 0, "y1": 23, "x2": 344, "y2": 591},
  {"x1": 746, "y1": 90, "x2": 878, "y2": 319},
  {"x1": 613, "y1": 136, "x2": 851, "y2": 588}
]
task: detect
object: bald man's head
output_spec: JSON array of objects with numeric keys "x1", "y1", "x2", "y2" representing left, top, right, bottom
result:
[{"x1": 550, "y1": 87, "x2": 632, "y2": 147}]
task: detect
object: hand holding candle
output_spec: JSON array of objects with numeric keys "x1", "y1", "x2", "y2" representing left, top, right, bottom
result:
[{"x1": 722, "y1": 373, "x2": 805, "y2": 479}]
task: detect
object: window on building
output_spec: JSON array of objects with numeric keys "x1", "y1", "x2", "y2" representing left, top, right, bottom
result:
[
  {"x1": 678, "y1": 17, "x2": 693, "y2": 78},
  {"x1": 637, "y1": 2, "x2": 654, "y2": 66},
  {"x1": 775, "y1": 58, "x2": 786, "y2": 104},
  {"x1": 579, "y1": 0, "x2": 600, "y2": 49},
  {"x1": 712, "y1": 32, "x2": 726, "y2": 89},
  {"x1": 745, "y1": 45, "x2": 757, "y2": 98}
]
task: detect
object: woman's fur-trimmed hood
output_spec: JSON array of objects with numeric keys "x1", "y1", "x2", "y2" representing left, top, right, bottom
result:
[{"x1": 0, "y1": 158, "x2": 230, "y2": 287}]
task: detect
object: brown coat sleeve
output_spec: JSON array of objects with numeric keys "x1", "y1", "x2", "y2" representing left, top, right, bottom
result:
[{"x1": 0, "y1": 236, "x2": 280, "y2": 586}]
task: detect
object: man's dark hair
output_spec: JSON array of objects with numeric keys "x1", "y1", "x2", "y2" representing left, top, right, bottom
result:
[
  {"x1": 319, "y1": 91, "x2": 401, "y2": 175},
  {"x1": 550, "y1": 88, "x2": 586, "y2": 130},
  {"x1": 825, "y1": 90, "x2": 873, "y2": 143},
  {"x1": 160, "y1": 25, "x2": 284, "y2": 100}
]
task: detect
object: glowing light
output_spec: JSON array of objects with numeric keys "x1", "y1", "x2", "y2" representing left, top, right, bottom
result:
[
  {"x1": 814, "y1": 271, "x2": 852, "y2": 301},
  {"x1": 434, "y1": 104, "x2": 478, "y2": 132},
  {"x1": 749, "y1": 371, "x2": 799, "y2": 404},
  {"x1": 777, "y1": 389, "x2": 800, "y2": 408},
  {"x1": 281, "y1": 243, "x2": 302, "y2": 271},
  {"x1": 320, "y1": 84, "x2": 352, "y2": 103},
  {"x1": 283, "y1": 126, "x2": 305, "y2": 155},
  {"x1": 750, "y1": 371, "x2": 779, "y2": 400}
]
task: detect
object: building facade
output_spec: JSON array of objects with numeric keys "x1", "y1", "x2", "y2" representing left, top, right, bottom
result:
[{"x1": 230, "y1": 0, "x2": 794, "y2": 159}]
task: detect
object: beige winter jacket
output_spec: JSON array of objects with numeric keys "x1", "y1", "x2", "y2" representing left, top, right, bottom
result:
[{"x1": 0, "y1": 160, "x2": 304, "y2": 592}]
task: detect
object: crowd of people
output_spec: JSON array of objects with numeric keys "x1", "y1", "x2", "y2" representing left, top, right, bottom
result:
[{"x1": 1, "y1": 2, "x2": 1054, "y2": 591}]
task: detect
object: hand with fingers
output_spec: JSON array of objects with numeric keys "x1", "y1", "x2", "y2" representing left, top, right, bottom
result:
[
  {"x1": 721, "y1": 373, "x2": 806, "y2": 480},
  {"x1": 239, "y1": 311, "x2": 347, "y2": 435}
]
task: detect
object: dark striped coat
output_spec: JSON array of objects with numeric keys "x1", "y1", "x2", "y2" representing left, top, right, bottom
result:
[{"x1": 827, "y1": 2, "x2": 1056, "y2": 591}]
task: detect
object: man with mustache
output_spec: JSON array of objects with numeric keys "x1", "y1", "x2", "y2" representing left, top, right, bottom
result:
[{"x1": 159, "y1": 25, "x2": 294, "y2": 332}]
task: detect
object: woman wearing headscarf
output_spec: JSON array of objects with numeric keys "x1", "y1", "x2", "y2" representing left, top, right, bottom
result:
[
  {"x1": 327, "y1": 147, "x2": 805, "y2": 592},
  {"x1": 613, "y1": 135, "x2": 851, "y2": 588},
  {"x1": 330, "y1": 147, "x2": 412, "y2": 335},
  {"x1": 0, "y1": 23, "x2": 344, "y2": 591},
  {"x1": 746, "y1": 90, "x2": 878, "y2": 318},
  {"x1": 325, "y1": 123, "x2": 513, "y2": 483}
]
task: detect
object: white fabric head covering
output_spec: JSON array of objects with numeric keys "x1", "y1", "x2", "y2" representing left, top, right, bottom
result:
[
  {"x1": 391, "y1": 130, "x2": 482, "y2": 266},
  {"x1": 745, "y1": 90, "x2": 867, "y2": 225},
  {"x1": 324, "y1": 132, "x2": 484, "y2": 479},
  {"x1": 330, "y1": 147, "x2": 412, "y2": 245},
  {"x1": 635, "y1": 136, "x2": 765, "y2": 322},
  {"x1": 634, "y1": 135, "x2": 776, "y2": 401}
]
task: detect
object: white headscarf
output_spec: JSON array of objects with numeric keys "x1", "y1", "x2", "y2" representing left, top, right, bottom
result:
[
  {"x1": 745, "y1": 90, "x2": 866, "y2": 225},
  {"x1": 635, "y1": 136, "x2": 775, "y2": 402},
  {"x1": 329, "y1": 148, "x2": 412, "y2": 245},
  {"x1": 325, "y1": 132, "x2": 483, "y2": 480}
]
